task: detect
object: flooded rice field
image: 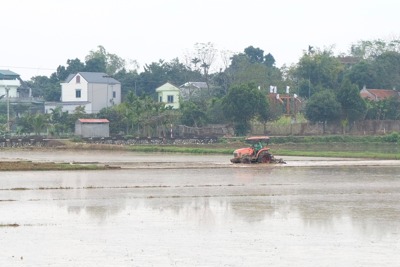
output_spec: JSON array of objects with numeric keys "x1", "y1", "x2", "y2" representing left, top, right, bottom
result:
[{"x1": 1, "y1": 150, "x2": 400, "y2": 266}]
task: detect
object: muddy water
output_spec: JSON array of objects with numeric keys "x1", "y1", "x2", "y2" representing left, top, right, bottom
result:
[{"x1": 1, "y1": 151, "x2": 400, "y2": 266}]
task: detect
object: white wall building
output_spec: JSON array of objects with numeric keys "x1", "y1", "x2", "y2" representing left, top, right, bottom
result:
[
  {"x1": 156, "y1": 82, "x2": 180, "y2": 109},
  {"x1": 0, "y1": 70, "x2": 22, "y2": 98},
  {"x1": 45, "y1": 72, "x2": 121, "y2": 114}
]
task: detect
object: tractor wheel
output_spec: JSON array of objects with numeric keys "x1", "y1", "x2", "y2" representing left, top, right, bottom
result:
[
  {"x1": 241, "y1": 156, "x2": 251, "y2": 164},
  {"x1": 257, "y1": 151, "x2": 272, "y2": 163}
]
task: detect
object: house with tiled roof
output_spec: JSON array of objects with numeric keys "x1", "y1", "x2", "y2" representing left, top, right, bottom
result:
[
  {"x1": 360, "y1": 86, "x2": 400, "y2": 101},
  {"x1": 45, "y1": 72, "x2": 121, "y2": 114},
  {"x1": 179, "y1": 81, "x2": 208, "y2": 100}
]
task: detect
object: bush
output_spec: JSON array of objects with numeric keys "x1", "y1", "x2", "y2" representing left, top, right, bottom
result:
[{"x1": 382, "y1": 132, "x2": 400, "y2": 143}]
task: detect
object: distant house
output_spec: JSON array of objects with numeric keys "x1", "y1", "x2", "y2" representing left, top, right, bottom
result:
[
  {"x1": 179, "y1": 81, "x2": 208, "y2": 100},
  {"x1": 75, "y1": 118, "x2": 110, "y2": 138},
  {"x1": 1, "y1": 70, "x2": 43, "y2": 121},
  {"x1": 45, "y1": 72, "x2": 121, "y2": 114},
  {"x1": 156, "y1": 82, "x2": 180, "y2": 109},
  {"x1": 0, "y1": 70, "x2": 31, "y2": 99},
  {"x1": 360, "y1": 86, "x2": 400, "y2": 101}
]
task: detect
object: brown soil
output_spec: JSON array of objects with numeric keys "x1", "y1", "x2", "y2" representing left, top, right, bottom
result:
[{"x1": 0, "y1": 161, "x2": 115, "y2": 171}]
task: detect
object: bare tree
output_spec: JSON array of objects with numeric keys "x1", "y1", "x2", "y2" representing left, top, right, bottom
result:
[{"x1": 194, "y1": 42, "x2": 217, "y2": 94}]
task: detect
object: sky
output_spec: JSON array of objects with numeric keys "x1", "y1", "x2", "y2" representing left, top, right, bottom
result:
[{"x1": 1, "y1": 0, "x2": 399, "y2": 80}]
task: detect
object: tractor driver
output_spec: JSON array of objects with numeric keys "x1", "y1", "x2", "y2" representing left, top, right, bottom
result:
[{"x1": 253, "y1": 141, "x2": 263, "y2": 154}]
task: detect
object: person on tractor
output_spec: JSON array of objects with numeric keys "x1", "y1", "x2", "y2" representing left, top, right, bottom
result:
[{"x1": 252, "y1": 141, "x2": 263, "y2": 155}]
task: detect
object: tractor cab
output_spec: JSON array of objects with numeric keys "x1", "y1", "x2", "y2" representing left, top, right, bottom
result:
[{"x1": 244, "y1": 136, "x2": 270, "y2": 155}]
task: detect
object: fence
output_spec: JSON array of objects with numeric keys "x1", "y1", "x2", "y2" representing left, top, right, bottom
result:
[{"x1": 252, "y1": 120, "x2": 400, "y2": 136}]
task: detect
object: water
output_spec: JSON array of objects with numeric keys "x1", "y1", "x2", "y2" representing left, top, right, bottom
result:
[{"x1": 1, "y1": 151, "x2": 400, "y2": 266}]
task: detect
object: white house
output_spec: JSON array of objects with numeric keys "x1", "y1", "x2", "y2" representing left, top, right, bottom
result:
[
  {"x1": 45, "y1": 72, "x2": 121, "y2": 114},
  {"x1": 156, "y1": 82, "x2": 180, "y2": 109},
  {"x1": 0, "y1": 70, "x2": 22, "y2": 99}
]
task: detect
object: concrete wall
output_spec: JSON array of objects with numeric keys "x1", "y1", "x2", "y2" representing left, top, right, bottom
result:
[
  {"x1": 75, "y1": 122, "x2": 110, "y2": 138},
  {"x1": 89, "y1": 83, "x2": 121, "y2": 113},
  {"x1": 157, "y1": 90, "x2": 180, "y2": 109},
  {"x1": 61, "y1": 78, "x2": 89, "y2": 102},
  {"x1": 0, "y1": 80, "x2": 20, "y2": 98},
  {"x1": 252, "y1": 120, "x2": 400, "y2": 136}
]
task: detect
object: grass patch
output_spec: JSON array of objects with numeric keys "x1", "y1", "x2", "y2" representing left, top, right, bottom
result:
[
  {"x1": 126, "y1": 145, "x2": 233, "y2": 154},
  {"x1": 273, "y1": 149, "x2": 400, "y2": 159},
  {"x1": 0, "y1": 161, "x2": 112, "y2": 171},
  {"x1": 124, "y1": 143, "x2": 400, "y2": 159},
  {"x1": 0, "y1": 223, "x2": 19, "y2": 227}
]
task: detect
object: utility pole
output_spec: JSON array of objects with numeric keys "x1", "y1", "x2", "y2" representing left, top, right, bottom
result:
[{"x1": 5, "y1": 87, "x2": 10, "y2": 132}]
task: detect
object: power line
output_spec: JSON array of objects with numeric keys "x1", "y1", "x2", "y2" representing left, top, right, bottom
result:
[{"x1": 0, "y1": 65, "x2": 56, "y2": 71}]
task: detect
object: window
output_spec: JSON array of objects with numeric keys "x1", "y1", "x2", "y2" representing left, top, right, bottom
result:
[
  {"x1": 167, "y1": 95, "x2": 174, "y2": 103},
  {"x1": 76, "y1": 75, "x2": 80, "y2": 83},
  {"x1": 75, "y1": 89, "x2": 81, "y2": 98},
  {"x1": 113, "y1": 91, "x2": 116, "y2": 98},
  {"x1": 159, "y1": 96, "x2": 162, "y2": 102}
]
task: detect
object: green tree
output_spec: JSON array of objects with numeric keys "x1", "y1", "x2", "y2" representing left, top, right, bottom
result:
[
  {"x1": 180, "y1": 101, "x2": 207, "y2": 127},
  {"x1": 31, "y1": 114, "x2": 49, "y2": 135},
  {"x1": 226, "y1": 52, "x2": 282, "y2": 91},
  {"x1": 337, "y1": 80, "x2": 366, "y2": 123},
  {"x1": 138, "y1": 58, "x2": 201, "y2": 96},
  {"x1": 48, "y1": 106, "x2": 70, "y2": 136},
  {"x1": 305, "y1": 90, "x2": 341, "y2": 133},
  {"x1": 346, "y1": 60, "x2": 376, "y2": 88},
  {"x1": 85, "y1": 57, "x2": 107, "y2": 73},
  {"x1": 15, "y1": 114, "x2": 33, "y2": 135},
  {"x1": 373, "y1": 51, "x2": 400, "y2": 89},
  {"x1": 85, "y1": 45, "x2": 126, "y2": 75},
  {"x1": 364, "y1": 98, "x2": 400, "y2": 120},
  {"x1": 98, "y1": 106, "x2": 127, "y2": 135},
  {"x1": 206, "y1": 97, "x2": 228, "y2": 124},
  {"x1": 350, "y1": 38, "x2": 400, "y2": 59},
  {"x1": 264, "y1": 53, "x2": 276, "y2": 67},
  {"x1": 138, "y1": 60, "x2": 169, "y2": 95},
  {"x1": 114, "y1": 69, "x2": 140, "y2": 99},
  {"x1": 293, "y1": 48, "x2": 344, "y2": 98},
  {"x1": 244, "y1": 46, "x2": 265, "y2": 63},
  {"x1": 27, "y1": 76, "x2": 61, "y2": 101},
  {"x1": 222, "y1": 83, "x2": 269, "y2": 135}
]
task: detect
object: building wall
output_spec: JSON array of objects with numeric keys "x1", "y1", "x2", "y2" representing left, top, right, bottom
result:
[
  {"x1": 75, "y1": 122, "x2": 110, "y2": 138},
  {"x1": 60, "y1": 75, "x2": 121, "y2": 114},
  {"x1": 157, "y1": 89, "x2": 180, "y2": 109},
  {"x1": 90, "y1": 83, "x2": 121, "y2": 113},
  {"x1": 45, "y1": 102, "x2": 92, "y2": 114},
  {"x1": 61, "y1": 77, "x2": 89, "y2": 102},
  {"x1": 0, "y1": 80, "x2": 20, "y2": 98}
]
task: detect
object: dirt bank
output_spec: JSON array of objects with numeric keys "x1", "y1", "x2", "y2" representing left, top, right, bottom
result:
[{"x1": 0, "y1": 161, "x2": 117, "y2": 171}]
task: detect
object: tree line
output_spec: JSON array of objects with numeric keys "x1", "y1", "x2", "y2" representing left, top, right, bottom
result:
[{"x1": 1, "y1": 38, "x2": 400, "y2": 136}]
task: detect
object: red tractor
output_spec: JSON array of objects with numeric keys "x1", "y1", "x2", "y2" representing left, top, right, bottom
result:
[{"x1": 230, "y1": 136, "x2": 285, "y2": 164}]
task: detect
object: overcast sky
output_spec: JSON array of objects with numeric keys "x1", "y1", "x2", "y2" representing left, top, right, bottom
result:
[{"x1": 1, "y1": 0, "x2": 399, "y2": 80}]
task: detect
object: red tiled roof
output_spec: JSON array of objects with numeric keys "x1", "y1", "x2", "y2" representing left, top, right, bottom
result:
[
  {"x1": 78, "y1": 119, "x2": 109, "y2": 123},
  {"x1": 360, "y1": 89, "x2": 399, "y2": 101}
]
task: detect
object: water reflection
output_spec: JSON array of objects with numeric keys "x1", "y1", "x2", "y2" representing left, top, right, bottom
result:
[
  {"x1": 45, "y1": 165, "x2": 399, "y2": 239},
  {"x1": 2, "y1": 163, "x2": 400, "y2": 266}
]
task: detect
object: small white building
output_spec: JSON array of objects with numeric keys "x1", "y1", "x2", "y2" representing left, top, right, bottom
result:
[
  {"x1": 75, "y1": 118, "x2": 110, "y2": 138},
  {"x1": 156, "y1": 82, "x2": 180, "y2": 109},
  {"x1": 45, "y1": 72, "x2": 121, "y2": 114},
  {"x1": 0, "y1": 70, "x2": 22, "y2": 98}
]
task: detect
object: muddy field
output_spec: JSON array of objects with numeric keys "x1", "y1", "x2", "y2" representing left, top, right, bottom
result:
[{"x1": 1, "y1": 151, "x2": 400, "y2": 266}]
